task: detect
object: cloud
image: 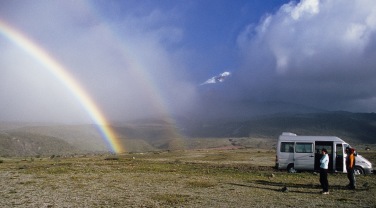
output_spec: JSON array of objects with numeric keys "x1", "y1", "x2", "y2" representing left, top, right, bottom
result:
[
  {"x1": 0, "y1": 1, "x2": 197, "y2": 123},
  {"x1": 235, "y1": 0, "x2": 376, "y2": 112},
  {"x1": 200, "y1": 72, "x2": 231, "y2": 85},
  {"x1": 0, "y1": 46, "x2": 88, "y2": 123},
  {"x1": 1, "y1": 0, "x2": 376, "y2": 124}
]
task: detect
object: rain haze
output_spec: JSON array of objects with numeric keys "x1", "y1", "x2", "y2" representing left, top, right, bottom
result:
[{"x1": 1, "y1": 0, "x2": 376, "y2": 124}]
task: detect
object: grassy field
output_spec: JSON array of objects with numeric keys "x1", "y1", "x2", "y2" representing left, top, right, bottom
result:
[{"x1": 0, "y1": 148, "x2": 375, "y2": 207}]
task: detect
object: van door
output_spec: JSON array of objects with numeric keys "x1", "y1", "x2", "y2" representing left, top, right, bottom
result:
[
  {"x1": 294, "y1": 142, "x2": 314, "y2": 170},
  {"x1": 315, "y1": 142, "x2": 334, "y2": 171},
  {"x1": 335, "y1": 143, "x2": 344, "y2": 172}
]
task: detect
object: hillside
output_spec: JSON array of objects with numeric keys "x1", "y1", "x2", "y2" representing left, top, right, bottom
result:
[
  {"x1": 181, "y1": 112, "x2": 376, "y2": 144},
  {"x1": 0, "y1": 111, "x2": 375, "y2": 156},
  {"x1": 11, "y1": 125, "x2": 109, "y2": 152},
  {"x1": 0, "y1": 131, "x2": 79, "y2": 157}
]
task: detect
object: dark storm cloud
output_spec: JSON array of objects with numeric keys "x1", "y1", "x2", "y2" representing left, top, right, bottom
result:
[{"x1": 234, "y1": 0, "x2": 376, "y2": 112}]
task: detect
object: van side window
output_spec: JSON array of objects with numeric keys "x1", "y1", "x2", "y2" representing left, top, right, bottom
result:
[
  {"x1": 295, "y1": 143, "x2": 313, "y2": 153},
  {"x1": 281, "y1": 142, "x2": 294, "y2": 152}
]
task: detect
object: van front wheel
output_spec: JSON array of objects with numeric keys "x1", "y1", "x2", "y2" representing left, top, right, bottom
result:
[
  {"x1": 354, "y1": 166, "x2": 364, "y2": 175},
  {"x1": 287, "y1": 164, "x2": 297, "y2": 173}
]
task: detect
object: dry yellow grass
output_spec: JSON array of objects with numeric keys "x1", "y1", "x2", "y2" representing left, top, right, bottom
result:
[{"x1": 0, "y1": 148, "x2": 375, "y2": 207}]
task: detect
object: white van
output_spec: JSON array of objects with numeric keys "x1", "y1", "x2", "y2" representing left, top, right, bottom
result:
[{"x1": 275, "y1": 132, "x2": 373, "y2": 175}]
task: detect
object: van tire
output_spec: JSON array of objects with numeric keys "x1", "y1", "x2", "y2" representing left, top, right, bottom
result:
[
  {"x1": 354, "y1": 166, "x2": 364, "y2": 175},
  {"x1": 287, "y1": 164, "x2": 297, "y2": 173}
]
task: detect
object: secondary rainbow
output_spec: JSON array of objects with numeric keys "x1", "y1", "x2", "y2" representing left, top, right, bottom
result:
[
  {"x1": 88, "y1": 1, "x2": 184, "y2": 148},
  {"x1": 0, "y1": 20, "x2": 124, "y2": 153}
]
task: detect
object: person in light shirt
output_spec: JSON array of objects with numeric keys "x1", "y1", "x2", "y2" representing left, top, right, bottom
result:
[{"x1": 319, "y1": 148, "x2": 329, "y2": 194}]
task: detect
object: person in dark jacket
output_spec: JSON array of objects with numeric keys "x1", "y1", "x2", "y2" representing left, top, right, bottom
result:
[{"x1": 346, "y1": 147, "x2": 356, "y2": 190}]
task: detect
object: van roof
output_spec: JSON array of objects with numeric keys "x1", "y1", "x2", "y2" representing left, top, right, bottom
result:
[{"x1": 279, "y1": 132, "x2": 345, "y2": 142}]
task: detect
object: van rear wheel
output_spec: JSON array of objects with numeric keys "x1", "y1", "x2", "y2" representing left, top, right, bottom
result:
[{"x1": 287, "y1": 164, "x2": 297, "y2": 173}]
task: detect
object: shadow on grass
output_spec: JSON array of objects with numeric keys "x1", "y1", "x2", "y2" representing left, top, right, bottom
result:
[{"x1": 225, "y1": 180, "x2": 367, "y2": 194}]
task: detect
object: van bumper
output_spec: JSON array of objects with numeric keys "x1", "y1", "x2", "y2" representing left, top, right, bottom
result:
[
  {"x1": 370, "y1": 168, "x2": 375, "y2": 174},
  {"x1": 364, "y1": 168, "x2": 373, "y2": 174}
]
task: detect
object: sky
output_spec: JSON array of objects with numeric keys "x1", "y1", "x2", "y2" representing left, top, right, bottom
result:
[{"x1": 1, "y1": 0, "x2": 376, "y2": 124}]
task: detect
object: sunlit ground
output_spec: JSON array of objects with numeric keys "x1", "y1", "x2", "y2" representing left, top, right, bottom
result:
[{"x1": 1, "y1": 149, "x2": 375, "y2": 207}]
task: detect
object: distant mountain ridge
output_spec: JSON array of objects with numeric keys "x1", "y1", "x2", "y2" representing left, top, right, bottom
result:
[
  {"x1": 1, "y1": 111, "x2": 375, "y2": 156},
  {"x1": 179, "y1": 111, "x2": 376, "y2": 143}
]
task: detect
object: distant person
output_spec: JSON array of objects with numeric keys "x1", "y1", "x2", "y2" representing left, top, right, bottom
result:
[
  {"x1": 319, "y1": 148, "x2": 329, "y2": 194},
  {"x1": 346, "y1": 147, "x2": 356, "y2": 190}
]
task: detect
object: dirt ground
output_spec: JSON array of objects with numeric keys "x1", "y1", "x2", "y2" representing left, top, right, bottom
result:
[{"x1": 0, "y1": 149, "x2": 375, "y2": 207}]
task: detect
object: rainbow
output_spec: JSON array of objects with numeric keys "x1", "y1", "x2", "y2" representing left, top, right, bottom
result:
[
  {"x1": 0, "y1": 20, "x2": 124, "y2": 153},
  {"x1": 86, "y1": 2, "x2": 184, "y2": 149}
]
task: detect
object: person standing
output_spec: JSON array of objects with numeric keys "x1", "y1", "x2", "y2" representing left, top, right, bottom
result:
[
  {"x1": 346, "y1": 147, "x2": 356, "y2": 190},
  {"x1": 320, "y1": 148, "x2": 329, "y2": 194}
]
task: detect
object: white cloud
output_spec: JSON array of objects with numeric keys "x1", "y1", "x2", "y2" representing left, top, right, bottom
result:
[
  {"x1": 235, "y1": 0, "x2": 376, "y2": 111},
  {"x1": 284, "y1": 0, "x2": 320, "y2": 20}
]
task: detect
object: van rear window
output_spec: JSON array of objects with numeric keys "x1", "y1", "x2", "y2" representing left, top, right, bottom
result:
[
  {"x1": 281, "y1": 142, "x2": 294, "y2": 152},
  {"x1": 295, "y1": 143, "x2": 313, "y2": 153}
]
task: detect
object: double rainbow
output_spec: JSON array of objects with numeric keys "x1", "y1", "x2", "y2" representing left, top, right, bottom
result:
[{"x1": 0, "y1": 20, "x2": 124, "y2": 153}]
